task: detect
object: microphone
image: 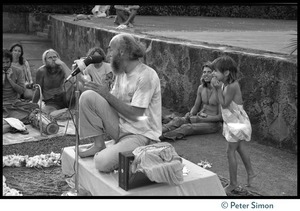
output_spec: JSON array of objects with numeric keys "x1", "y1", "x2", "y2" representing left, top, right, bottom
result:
[{"x1": 65, "y1": 55, "x2": 103, "y2": 83}]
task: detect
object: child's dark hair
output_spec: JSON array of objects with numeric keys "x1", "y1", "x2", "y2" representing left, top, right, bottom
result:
[
  {"x1": 201, "y1": 61, "x2": 213, "y2": 87},
  {"x1": 212, "y1": 55, "x2": 238, "y2": 84},
  {"x1": 3, "y1": 48, "x2": 13, "y2": 62},
  {"x1": 87, "y1": 47, "x2": 106, "y2": 61},
  {"x1": 9, "y1": 43, "x2": 25, "y2": 65}
]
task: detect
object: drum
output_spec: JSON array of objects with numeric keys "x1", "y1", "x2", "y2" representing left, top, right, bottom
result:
[{"x1": 29, "y1": 109, "x2": 59, "y2": 135}]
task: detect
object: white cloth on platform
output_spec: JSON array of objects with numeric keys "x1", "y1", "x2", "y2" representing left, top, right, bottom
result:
[
  {"x1": 131, "y1": 142, "x2": 184, "y2": 185},
  {"x1": 61, "y1": 145, "x2": 226, "y2": 196}
]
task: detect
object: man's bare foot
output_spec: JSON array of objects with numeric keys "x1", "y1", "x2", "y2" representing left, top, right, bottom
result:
[
  {"x1": 78, "y1": 143, "x2": 105, "y2": 158},
  {"x1": 246, "y1": 174, "x2": 257, "y2": 187},
  {"x1": 224, "y1": 184, "x2": 239, "y2": 194}
]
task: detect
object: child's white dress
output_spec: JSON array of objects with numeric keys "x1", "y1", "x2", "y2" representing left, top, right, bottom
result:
[{"x1": 221, "y1": 100, "x2": 252, "y2": 142}]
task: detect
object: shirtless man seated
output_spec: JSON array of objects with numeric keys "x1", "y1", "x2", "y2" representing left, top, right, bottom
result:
[
  {"x1": 160, "y1": 62, "x2": 222, "y2": 141},
  {"x1": 32, "y1": 49, "x2": 75, "y2": 114}
]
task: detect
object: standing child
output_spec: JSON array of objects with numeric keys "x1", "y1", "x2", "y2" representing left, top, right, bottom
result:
[{"x1": 211, "y1": 55, "x2": 256, "y2": 194}]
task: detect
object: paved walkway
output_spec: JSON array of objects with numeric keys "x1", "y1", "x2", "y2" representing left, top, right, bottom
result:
[
  {"x1": 2, "y1": 16, "x2": 297, "y2": 196},
  {"x1": 59, "y1": 15, "x2": 297, "y2": 55}
]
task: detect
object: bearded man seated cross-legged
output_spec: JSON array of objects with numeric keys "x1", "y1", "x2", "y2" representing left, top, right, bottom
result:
[{"x1": 32, "y1": 49, "x2": 76, "y2": 115}]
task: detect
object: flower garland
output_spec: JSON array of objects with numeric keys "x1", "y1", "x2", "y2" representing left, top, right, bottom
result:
[
  {"x1": 3, "y1": 175, "x2": 23, "y2": 196},
  {"x1": 197, "y1": 160, "x2": 212, "y2": 169},
  {"x1": 3, "y1": 152, "x2": 61, "y2": 196},
  {"x1": 3, "y1": 152, "x2": 61, "y2": 168}
]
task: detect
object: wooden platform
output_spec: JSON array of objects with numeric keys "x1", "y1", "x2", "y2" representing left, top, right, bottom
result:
[{"x1": 61, "y1": 144, "x2": 226, "y2": 196}]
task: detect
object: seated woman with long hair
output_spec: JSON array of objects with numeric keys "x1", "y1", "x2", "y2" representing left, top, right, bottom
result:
[{"x1": 9, "y1": 43, "x2": 34, "y2": 100}]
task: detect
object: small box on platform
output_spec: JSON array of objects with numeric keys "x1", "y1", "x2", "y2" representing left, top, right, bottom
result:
[{"x1": 119, "y1": 151, "x2": 155, "y2": 191}]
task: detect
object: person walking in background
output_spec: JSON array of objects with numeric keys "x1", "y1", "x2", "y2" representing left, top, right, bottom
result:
[
  {"x1": 160, "y1": 62, "x2": 222, "y2": 141},
  {"x1": 114, "y1": 5, "x2": 140, "y2": 28},
  {"x1": 77, "y1": 33, "x2": 162, "y2": 173},
  {"x1": 211, "y1": 55, "x2": 256, "y2": 194},
  {"x1": 32, "y1": 49, "x2": 75, "y2": 114},
  {"x1": 9, "y1": 43, "x2": 34, "y2": 100}
]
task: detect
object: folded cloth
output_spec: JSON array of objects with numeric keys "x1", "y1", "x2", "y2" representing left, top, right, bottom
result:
[
  {"x1": 3, "y1": 117, "x2": 28, "y2": 134},
  {"x1": 3, "y1": 117, "x2": 27, "y2": 131},
  {"x1": 131, "y1": 142, "x2": 184, "y2": 185}
]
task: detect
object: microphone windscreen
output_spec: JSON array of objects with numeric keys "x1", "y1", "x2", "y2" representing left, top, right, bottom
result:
[
  {"x1": 84, "y1": 55, "x2": 103, "y2": 66},
  {"x1": 91, "y1": 55, "x2": 103, "y2": 63}
]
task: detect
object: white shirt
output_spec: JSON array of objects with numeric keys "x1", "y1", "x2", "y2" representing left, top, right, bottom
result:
[
  {"x1": 111, "y1": 63, "x2": 162, "y2": 141},
  {"x1": 83, "y1": 62, "x2": 112, "y2": 85}
]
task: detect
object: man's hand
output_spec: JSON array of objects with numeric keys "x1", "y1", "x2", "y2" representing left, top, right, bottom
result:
[
  {"x1": 26, "y1": 83, "x2": 34, "y2": 89},
  {"x1": 184, "y1": 112, "x2": 192, "y2": 118},
  {"x1": 7, "y1": 70, "x2": 13, "y2": 81},
  {"x1": 197, "y1": 111, "x2": 208, "y2": 118},
  {"x1": 54, "y1": 58, "x2": 65, "y2": 66},
  {"x1": 211, "y1": 77, "x2": 222, "y2": 89},
  {"x1": 84, "y1": 81, "x2": 110, "y2": 98},
  {"x1": 74, "y1": 59, "x2": 87, "y2": 72}
]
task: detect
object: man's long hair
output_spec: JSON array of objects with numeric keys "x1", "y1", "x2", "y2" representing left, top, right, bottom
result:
[
  {"x1": 201, "y1": 61, "x2": 213, "y2": 87},
  {"x1": 42, "y1": 49, "x2": 60, "y2": 65}
]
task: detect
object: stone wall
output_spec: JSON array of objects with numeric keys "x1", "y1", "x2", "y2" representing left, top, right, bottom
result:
[{"x1": 3, "y1": 13, "x2": 297, "y2": 153}]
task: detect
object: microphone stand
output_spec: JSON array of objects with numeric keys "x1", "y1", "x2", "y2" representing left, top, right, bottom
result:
[
  {"x1": 62, "y1": 65, "x2": 80, "y2": 196},
  {"x1": 33, "y1": 84, "x2": 44, "y2": 137}
]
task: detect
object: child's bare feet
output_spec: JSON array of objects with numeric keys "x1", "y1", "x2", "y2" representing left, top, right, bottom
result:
[
  {"x1": 78, "y1": 143, "x2": 105, "y2": 158},
  {"x1": 224, "y1": 184, "x2": 239, "y2": 194},
  {"x1": 246, "y1": 174, "x2": 257, "y2": 187}
]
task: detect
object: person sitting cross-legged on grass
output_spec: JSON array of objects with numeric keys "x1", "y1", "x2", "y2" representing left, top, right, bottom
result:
[
  {"x1": 9, "y1": 43, "x2": 34, "y2": 100},
  {"x1": 32, "y1": 49, "x2": 76, "y2": 115},
  {"x1": 3, "y1": 49, "x2": 38, "y2": 134}
]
